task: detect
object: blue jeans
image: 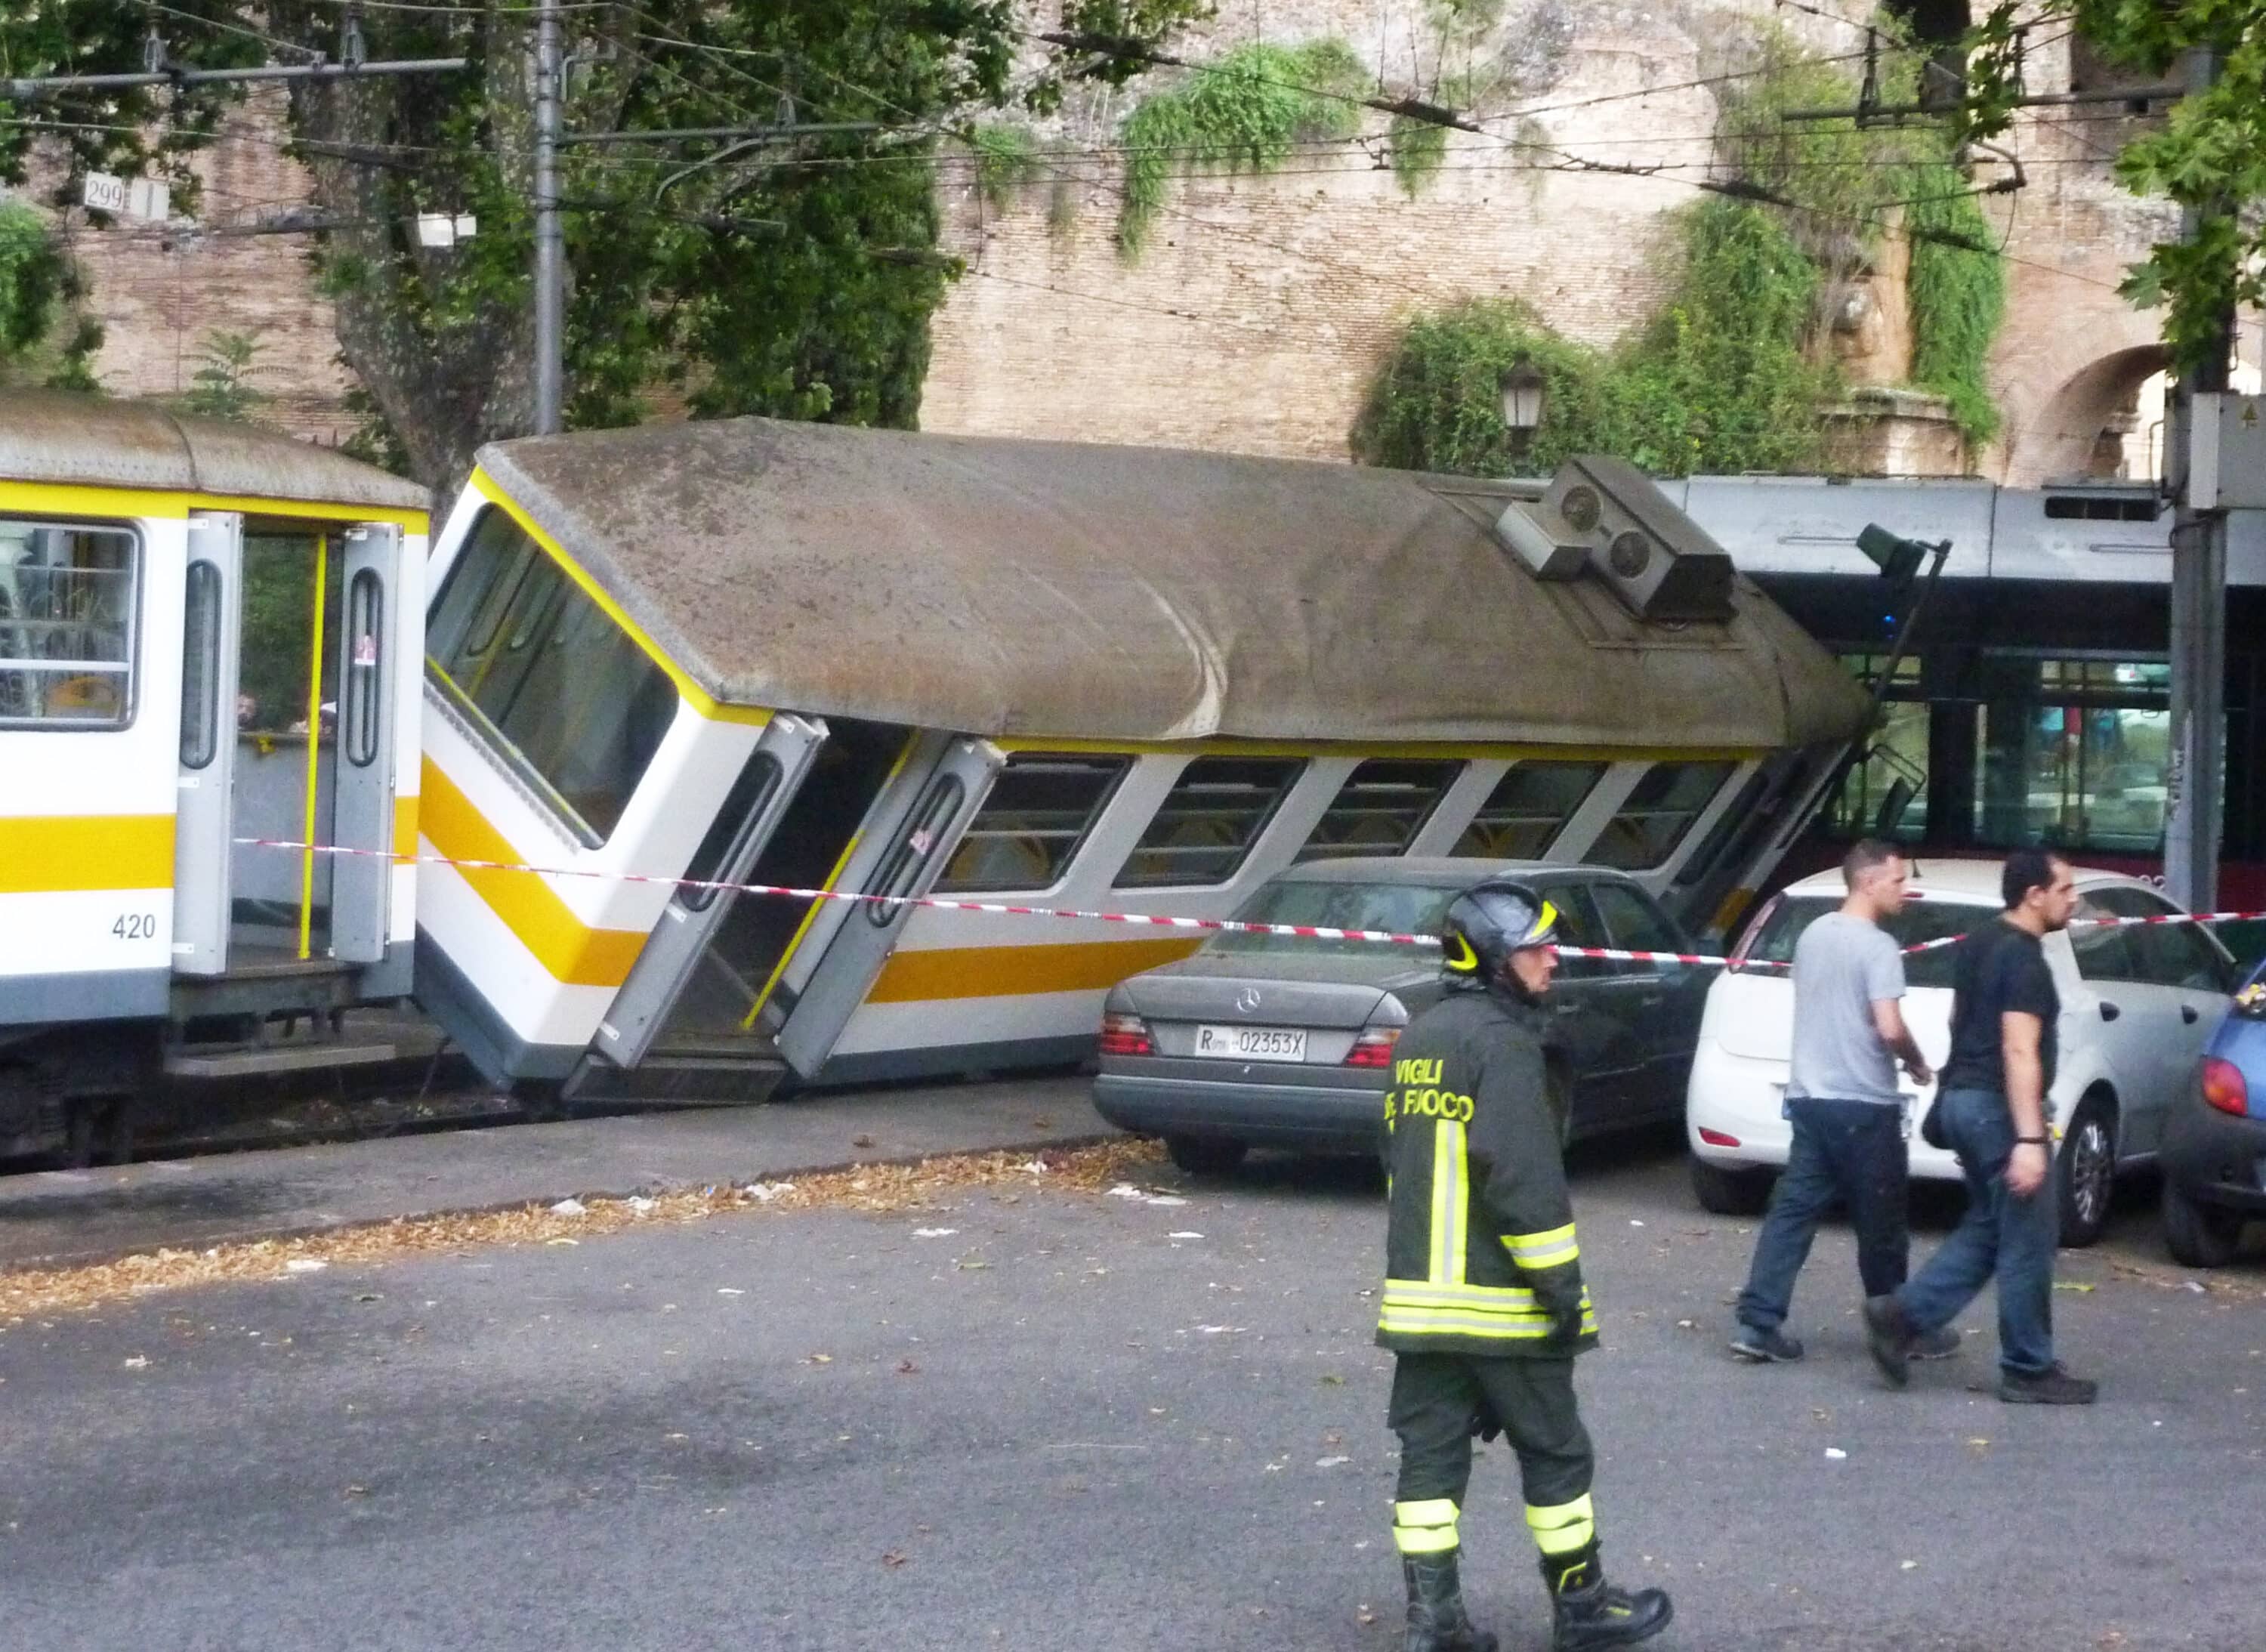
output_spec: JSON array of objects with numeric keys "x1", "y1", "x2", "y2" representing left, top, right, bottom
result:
[
  {"x1": 1735, "y1": 1098, "x2": 1910, "y2": 1334},
  {"x1": 1897, "y1": 1087, "x2": 2059, "y2": 1377}
]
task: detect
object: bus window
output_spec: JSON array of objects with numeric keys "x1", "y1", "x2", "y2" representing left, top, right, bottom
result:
[
  {"x1": 936, "y1": 754, "x2": 1128, "y2": 893},
  {"x1": 1114, "y1": 757, "x2": 1306, "y2": 889},
  {"x1": 1453, "y1": 761, "x2": 1604, "y2": 859},
  {"x1": 1588, "y1": 761, "x2": 1734, "y2": 870},
  {"x1": 1295, "y1": 759, "x2": 1462, "y2": 863}
]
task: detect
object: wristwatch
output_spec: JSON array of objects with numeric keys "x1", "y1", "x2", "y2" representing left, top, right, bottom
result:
[{"x1": 2014, "y1": 1135, "x2": 2048, "y2": 1145}]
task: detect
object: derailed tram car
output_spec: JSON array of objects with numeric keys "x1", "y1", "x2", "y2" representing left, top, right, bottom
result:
[
  {"x1": 0, "y1": 394, "x2": 429, "y2": 1159},
  {"x1": 413, "y1": 421, "x2": 1869, "y2": 1103}
]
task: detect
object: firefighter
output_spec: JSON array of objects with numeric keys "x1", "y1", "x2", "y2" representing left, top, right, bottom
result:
[{"x1": 1378, "y1": 877, "x2": 1674, "y2": 1652}]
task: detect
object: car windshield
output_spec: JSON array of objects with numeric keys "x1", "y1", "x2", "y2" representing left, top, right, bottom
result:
[
  {"x1": 1739, "y1": 895, "x2": 1984, "y2": 989},
  {"x1": 1206, "y1": 878, "x2": 1467, "y2": 957}
]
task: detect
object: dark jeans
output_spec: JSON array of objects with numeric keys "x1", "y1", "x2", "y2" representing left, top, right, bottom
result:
[
  {"x1": 1897, "y1": 1086, "x2": 2059, "y2": 1377},
  {"x1": 1390, "y1": 1353, "x2": 1594, "y2": 1512},
  {"x1": 1735, "y1": 1097, "x2": 1909, "y2": 1334}
]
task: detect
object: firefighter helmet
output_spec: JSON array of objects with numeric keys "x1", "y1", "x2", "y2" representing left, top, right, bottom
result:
[{"x1": 1440, "y1": 877, "x2": 1559, "y2": 983}]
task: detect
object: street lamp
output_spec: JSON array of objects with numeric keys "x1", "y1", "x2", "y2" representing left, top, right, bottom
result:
[{"x1": 1500, "y1": 356, "x2": 1546, "y2": 452}]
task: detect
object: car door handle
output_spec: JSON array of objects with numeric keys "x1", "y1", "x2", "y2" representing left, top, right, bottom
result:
[
  {"x1": 2181, "y1": 1004, "x2": 2200, "y2": 1024},
  {"x1": 2098, "y1": 1001, "x2": 2120, "y2": 1022}
]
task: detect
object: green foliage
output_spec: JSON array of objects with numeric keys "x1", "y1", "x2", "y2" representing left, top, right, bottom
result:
[
  {"x1": 1388, "y1": 115, "x2": 1449, "y2": 197},
  {"x1": 1354, "y1": 202, "x2": 1838, "y2": 477},
  {"x1": 1961, "y1": 0, "x2": 2265, "y2": 375},
  {"x1": 0, "y1": 200, "x2": 62, "y2": 360},
  {"x1": 1712, "y1": 26, "x2": 2003, "y2": 448},
  {"x1": 971, "y1": 122, "x2": 1041, "y2": 206},
  {"x1": 0, "y1": 201, "x2": 102, "y2": 388},
  {"x1": 4, "y1": 0, "x2": 1215, "y2": 489},
  {"x1": 178, "y1": 330, "x2": 269, "y2": 422},
  {"x1": 1904, "y1": 165, "x2": 2006, "y2": 444},
  {"x1": 1117, "y1": 39, "x2": 1370, "y2": 253}
]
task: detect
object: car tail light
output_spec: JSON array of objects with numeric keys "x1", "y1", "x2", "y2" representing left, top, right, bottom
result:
[
  {"x1": 1697, "y1": 1128, "x2": 1741, "y2": 1147},
  {"x1": 1098, "y1": 1012, "x2": 1153, "y2": 1058},
  {"x1": 1344, "y1": 1027, "x2": 1401, "y2": 1068},
  {"x1": 2201, "y1": 1056, "x2": 2249, "y2": 1117}
]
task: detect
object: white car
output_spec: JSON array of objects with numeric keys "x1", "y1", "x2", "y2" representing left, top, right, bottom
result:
[{"x1": 1684, "y1": 860, "x2": 2240, "y2": 1246}]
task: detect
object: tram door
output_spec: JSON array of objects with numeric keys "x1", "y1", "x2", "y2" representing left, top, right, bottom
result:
[
  {"x1": 601, "y1": 717, "x2": 916, "y2": 1082},
  {"x1": 172, "y1": 515, "x2": 400, "y2": 977},
  {"x1": 773, "y1": 733, "x2": 1005, "y2": 1078}
]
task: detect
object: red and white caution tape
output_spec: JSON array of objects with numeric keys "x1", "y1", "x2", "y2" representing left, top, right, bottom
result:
[{"x1": 233, "y1": 837, "x2": 2264, "y2": 971}]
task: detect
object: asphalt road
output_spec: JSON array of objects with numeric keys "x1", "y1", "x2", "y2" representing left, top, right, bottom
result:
[{"x1": 3, "y1": 1126, "x2": 2261, "y2": 1652}]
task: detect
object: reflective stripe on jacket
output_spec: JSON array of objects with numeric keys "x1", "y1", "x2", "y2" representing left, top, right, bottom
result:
[{"x1": 1375, "y1": 987, "x2": 1599, "y2": 1359}]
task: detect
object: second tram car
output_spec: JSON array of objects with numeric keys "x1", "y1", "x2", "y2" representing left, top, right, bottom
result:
[{"x1": 409, "y1": 418, "x2": 1871, "y2": 1101}]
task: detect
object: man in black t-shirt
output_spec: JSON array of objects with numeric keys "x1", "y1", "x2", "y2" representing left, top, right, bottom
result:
[{"x1": 1861, "y1": 850, "x2": 2099, "y2": 1405}]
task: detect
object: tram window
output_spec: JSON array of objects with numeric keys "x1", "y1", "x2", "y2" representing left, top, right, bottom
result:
[
  {"x1": 1826, "y1": 700, "x2": 1931, "y2": 841},
  {"x1": 180, "y1": 560, "x2": 224, "y2": 768},
  {"x1": 937, "y1": 754, "x2": 1129, "y2": 893},
  {"x1": 426, "y1": 508, "x2": 677, "y2": 843},
  {"x1": 1114, "y1": 757, "x2": 1307, "y2": 888},
  {"x1": 1453, "y1": 761, "x2": 1604, "y2": 859},
  {"x1": 0, "y1": 520, "x2": 137, "y2": 728},
  {"x1": 1973, "y1": 658, "x2": 2184, "y2": 855},
  {"x1": 1588, "y1": 761, "x2": 1734, "y2": 870},
  {"x1": 681, "y1": 752, "x2": 785, "y2": 912},
  {"x1": 1295, "y1": 759, "x2": 1462, "y2": 863},
  {"x1": 342, "y1": 570, "x2": 383, "y2": 768}
]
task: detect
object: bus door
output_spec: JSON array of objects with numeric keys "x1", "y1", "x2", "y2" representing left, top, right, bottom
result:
[
  {"x1": 773, "y1": 735, "x2": 1005, "y2": 1078},
  {"x1": 592, "y1": 713, "x2": 827, "y2": 1069}
]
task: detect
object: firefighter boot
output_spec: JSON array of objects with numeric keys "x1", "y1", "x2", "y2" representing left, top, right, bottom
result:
[
  {"x1": 1542, "y1": 1544, "x2": 1673, "y2": 1651},
  {"x1": 1401, "y1": 1554, "x2": 1499, "y2": 1652}
]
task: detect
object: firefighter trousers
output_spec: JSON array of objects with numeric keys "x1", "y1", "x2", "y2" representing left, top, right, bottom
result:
[{"x1": 1388, "y1": 1352, "x2": 1596, "y2": 1564}]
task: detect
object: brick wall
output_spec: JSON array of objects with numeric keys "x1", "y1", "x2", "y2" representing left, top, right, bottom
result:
[{"x1": 14, "y1": 15, "x2": 2181, "y2": 483}]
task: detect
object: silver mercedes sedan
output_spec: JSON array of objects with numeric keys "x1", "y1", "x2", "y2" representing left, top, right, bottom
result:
[{"x1": 1091, "y1": 857, "x2": 1709, "y2": 1173}]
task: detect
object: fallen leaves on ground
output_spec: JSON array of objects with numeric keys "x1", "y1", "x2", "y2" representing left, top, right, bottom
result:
[{"x1": 0, "y1": 1138, "x2": 1165, "y2": 1321}]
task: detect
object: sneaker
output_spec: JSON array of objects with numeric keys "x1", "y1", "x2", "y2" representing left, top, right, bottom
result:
[
  {"x1": 1861, "y1": 1294, "x2": 1913, "y2": 1388},
  {"x1": 1999, "y1": 1363, "x2": 2098, "y2": 1405},
  {"x1": 1729, "y1": 1324, "x2": 1804, "y2": 1363},
  {"x1": 1909, "y1": 1325, "x2": 1963, "y2": 1361}
]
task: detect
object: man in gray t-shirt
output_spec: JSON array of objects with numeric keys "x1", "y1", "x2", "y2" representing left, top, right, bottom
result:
[{"x1": 1730, "y1": 841, "x2": 1950, "y2": 1365}]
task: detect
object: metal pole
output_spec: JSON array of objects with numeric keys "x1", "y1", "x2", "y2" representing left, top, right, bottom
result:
[
  {"x1": 531, "y1": 0, "x2": 563, "y2": 434},
  {"x1": 2164, "y1": 43, "x2": 2229, "y2": 911}
]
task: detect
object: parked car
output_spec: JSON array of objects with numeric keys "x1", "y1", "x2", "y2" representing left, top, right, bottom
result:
[
  {"x1": 1685, "y1": 860, "x2": 2240, "y2": 1246},
  {"x1": 2159, "y1": 968, "x2": 2266, "y2": 1267},
  {"x1": 1091, "y1": 857, "x2": 1709, "y2": 1174}
]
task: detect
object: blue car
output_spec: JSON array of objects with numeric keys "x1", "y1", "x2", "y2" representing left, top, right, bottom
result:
[{"x1": 2160, "y1": 968, "x2": 2266, "y2": 1266}]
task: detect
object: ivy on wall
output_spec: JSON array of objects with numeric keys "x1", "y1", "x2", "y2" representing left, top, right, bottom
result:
[
  {"x1": 1116, "y1": 39, "x2": 1369, "y2": 253},
  {"x1": 1905, "y1": 163, "x2": 2007, "y2": 444},
  {"x1": 1352, "y1": 199, "x2": 1835, "y2": 477},
  {"x1": 1353, "y1": 24, "x2": 2012, "y2": 476}
]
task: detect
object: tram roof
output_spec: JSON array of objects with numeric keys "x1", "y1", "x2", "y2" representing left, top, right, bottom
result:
[
  {"x1": 0, "y1": 392, "x2": 429, "y2": 513},
  {"x1": 476, "y1": 417, "x2": 1871, "y2": 749}
]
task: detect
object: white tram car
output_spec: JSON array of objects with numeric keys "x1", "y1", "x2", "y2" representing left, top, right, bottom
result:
[
  {"x1": 0, "y1": 394, "x2": 428, "y2": 1159},
  {"x1": 2, "y1": 398, "x2": 1868, "y2": 1149}
]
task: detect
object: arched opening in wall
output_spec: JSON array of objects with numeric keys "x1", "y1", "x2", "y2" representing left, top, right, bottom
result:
[
  {"x1": 1882, "y1": 0, "x2": 1969, "y2": 105},
  {"x1": 2013, "y1": 344, "x2": 2170, "y2": 486}
]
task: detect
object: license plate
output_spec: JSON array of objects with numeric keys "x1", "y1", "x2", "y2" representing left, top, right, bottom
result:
[{"x1": 1192, "y1": 1024, "x2": 1308, "y2": 1062}]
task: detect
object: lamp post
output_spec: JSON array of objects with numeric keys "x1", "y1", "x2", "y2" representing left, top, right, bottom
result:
[{"x1": 1500, "y1": 356, "x2": 1545, "y2": 455}]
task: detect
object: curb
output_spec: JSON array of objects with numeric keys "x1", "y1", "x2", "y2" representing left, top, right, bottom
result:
[{"x1": 0, "y1": 1130, "x2": 1125, "y2": 1276}]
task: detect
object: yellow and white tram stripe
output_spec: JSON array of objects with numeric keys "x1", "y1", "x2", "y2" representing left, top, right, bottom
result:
[{"x1": 0, "y1": 815, "x2": 176, "y2": 893}]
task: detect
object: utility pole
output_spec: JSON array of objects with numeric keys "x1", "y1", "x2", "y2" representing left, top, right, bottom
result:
[
  {"x1": 531, "y1": 0, "x2": 564, "y2": 435},
  {"x1": 2163, "y1": 42, "x2": 2230, "y2": 913}
]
